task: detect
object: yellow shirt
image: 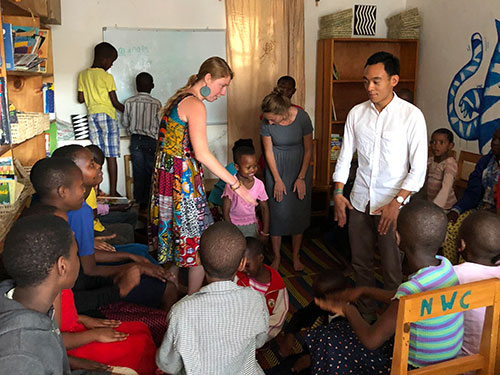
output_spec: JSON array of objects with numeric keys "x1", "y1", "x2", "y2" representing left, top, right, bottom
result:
[
  {"x1": 86, "y1": 187, "x2": 106, "y2": 232},
  {"x1": 78, "y1": 68, "x2": 117, "y2": 119}
]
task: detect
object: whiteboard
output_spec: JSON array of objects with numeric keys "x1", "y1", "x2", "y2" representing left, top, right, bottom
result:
[{"x1": 103, "y1": 27, "x2": 227, "y2": 125}]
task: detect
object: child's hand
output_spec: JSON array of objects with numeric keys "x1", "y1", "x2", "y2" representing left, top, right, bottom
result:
[
  {"x1": 92, "y1": 327, "x2": 129, "y2": 343},
  {"x1": 129, "y1": 253, "x2": 151, "y2": 265},
  {"x1": 314, "y1": 296, "x2": 349, "y2": 317},
  {"x1": 331, "y1": 287, "x2": 364, "y2": 303},
  {"x1": 139, "y1": 263, "x2": 169, "y2": 282},
  {"x1": 114, "y1": 265, "x2": 142, "y2": 297},
  {"x1": 94, "y1": 235, "x2": 116, "y2": 252},
  {"x1": 68, "y1": 356, "x2": 111, "y2": 373},
  {"x1": 79, "y1": 315, "x2": 121, "y2": 329}
]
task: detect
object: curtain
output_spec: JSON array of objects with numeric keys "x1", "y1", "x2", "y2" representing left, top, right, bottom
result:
[{"x1": 225, "y1": 0, "x2": 305, "y2": 158}]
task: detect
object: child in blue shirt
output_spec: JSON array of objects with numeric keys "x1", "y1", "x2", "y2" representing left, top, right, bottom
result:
[{"x1": 48, "y1": 145, "x2": 178, "y2": 313}]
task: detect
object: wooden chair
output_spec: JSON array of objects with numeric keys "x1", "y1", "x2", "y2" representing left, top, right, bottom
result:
[
  {"x1": 455, "y1": 150, "x2": 482, "y2": 190},
  {"x1": 123, "y1": 154, "x2": 133, "y2": 201},
  {"x1": 391, "y1": 278, "x2": 500, "y2": 375}
]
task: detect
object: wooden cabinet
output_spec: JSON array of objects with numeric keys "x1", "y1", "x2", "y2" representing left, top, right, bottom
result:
[
  {"x1": 0, "y1": 13, "x2": 53, "y2": 166},
  {"x1": 314, "y1": 38, "x2": 419, "y2": 196}
]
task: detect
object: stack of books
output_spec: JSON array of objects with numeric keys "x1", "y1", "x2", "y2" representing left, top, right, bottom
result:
[
  {"x1": 319, "y1": 9, "x2": 353, "y2": 39},
  {"x1": 386, "y1": 8, "x2": 421, "y2": 39},
  {"x1": 2, "y1": 24, "x2": 48, "y2": 72}
]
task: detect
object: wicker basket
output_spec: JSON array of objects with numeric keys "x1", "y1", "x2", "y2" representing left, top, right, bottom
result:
[
  {"x1": 386, "y1": 8, "x2": 421, "y2": 39},
  {"x1": 319, "y1": 9, "x2": 353, "y2": 39},
  {"x1": 10, "y1": 112, "x2": 50, "y2": 144}
]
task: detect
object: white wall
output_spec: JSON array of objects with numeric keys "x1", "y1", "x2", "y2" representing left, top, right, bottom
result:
[{"x1": 406, "y1": 0, "x2": 500, "y2": 154}]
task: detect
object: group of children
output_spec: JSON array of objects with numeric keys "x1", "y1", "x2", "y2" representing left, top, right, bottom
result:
[
  {"x1": 2, "y1": 186, "x2": 499, "y2": 374},
  {"x1": 0, "y1": 38, "x2": 499, "y2": 375}
]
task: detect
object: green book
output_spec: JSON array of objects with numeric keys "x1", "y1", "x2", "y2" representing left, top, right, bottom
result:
[{"x1": 0, "y1": 181, "x2": 10, "y2": 205}]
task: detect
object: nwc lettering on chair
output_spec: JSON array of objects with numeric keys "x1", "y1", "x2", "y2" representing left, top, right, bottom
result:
[{"x1": 391, "y1": 279, "x2": 500, "y2": 375}]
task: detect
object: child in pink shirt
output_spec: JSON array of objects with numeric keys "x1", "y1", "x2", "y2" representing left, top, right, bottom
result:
[
  {"x1": 222, "y1": 144, "x2": 269, "y2": 239},
  {"x1": 454, "y1": 211, "x2": 500, "y2": 356},
  {"x1": 426, "y1": 128, "x2": 457, "y2": 210}
]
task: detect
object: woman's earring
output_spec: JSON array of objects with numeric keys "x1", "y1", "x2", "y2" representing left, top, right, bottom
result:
[{"x1": 200, "y1": 85, "x2": 211, "y2": 97}]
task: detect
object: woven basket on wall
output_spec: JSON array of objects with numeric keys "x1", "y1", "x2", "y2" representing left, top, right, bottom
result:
[
  {"x1": 386, "y1": 8, "x2": 421, "y2": 39},
  {"x1": 319, "y1": 8, "x2": 353, "y2": 39}
]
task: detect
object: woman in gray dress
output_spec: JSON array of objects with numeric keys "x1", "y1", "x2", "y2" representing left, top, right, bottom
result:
[{"x1": 260, "y1": 89, "x2": 313, "y2": 271}]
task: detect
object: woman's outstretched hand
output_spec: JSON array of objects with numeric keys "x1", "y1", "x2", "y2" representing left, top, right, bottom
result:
[{"x1": 235, "y1": 184, "x2": 257, "y2": 206}]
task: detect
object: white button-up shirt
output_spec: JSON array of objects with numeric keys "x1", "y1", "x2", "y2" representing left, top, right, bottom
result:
[{"x1": 333, "y1": 93, "x2": 427, "y2": 214}]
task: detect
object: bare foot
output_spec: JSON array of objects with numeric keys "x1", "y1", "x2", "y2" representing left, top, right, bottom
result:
[
  {"x1": 291, "y1": 354, "x2": 311, "y2": 373},
  {"x1": 271, "y1": 258, "x2": 281, "y2": 270},
  {"x1": 293, "y1": 258, "x2": 304, "y2": 272}
]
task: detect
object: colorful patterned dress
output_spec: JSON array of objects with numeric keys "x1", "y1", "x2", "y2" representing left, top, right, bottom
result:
[{"x1": 149, "y1": 93, "x2": 213, "y2": 267}]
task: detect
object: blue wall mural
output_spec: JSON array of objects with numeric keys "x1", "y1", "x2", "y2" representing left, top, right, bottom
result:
[{"x1": 447, "y1": 19, "x2": 500, "y2": 154}]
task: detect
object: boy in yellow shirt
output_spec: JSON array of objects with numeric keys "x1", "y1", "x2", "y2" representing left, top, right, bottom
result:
[{"x1": 78, "y1": 42, "x2": 124, "y2": 196}]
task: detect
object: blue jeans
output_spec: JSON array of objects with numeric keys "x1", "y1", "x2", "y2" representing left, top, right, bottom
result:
[{"x1": 130, "y1": 134, "x2": 156, "y2": 204}]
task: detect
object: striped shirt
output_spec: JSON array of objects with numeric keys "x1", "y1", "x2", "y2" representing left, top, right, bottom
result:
[
  {"x1": 156, "y1": 281, "x2": 269, "y2": 375},
  {"x1": 394, "y1": 255, "x2": 464, "y2": 368},
  {"x1": 122, "y1": 92, "x2": 162, "y2": 139}
]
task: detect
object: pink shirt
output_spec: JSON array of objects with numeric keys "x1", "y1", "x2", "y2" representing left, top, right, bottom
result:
[
  {"x1": 426, "y1": 156, "x2": 458, "y2": 210},
  {"x1": 453, "y1": 262, "x2": 500, "y2": 356},
  {"x1": 222, "y1": 176, "x2": 268, "y2": 225}
]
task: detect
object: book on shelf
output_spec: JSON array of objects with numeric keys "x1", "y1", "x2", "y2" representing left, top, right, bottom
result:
[
  {"x1": 330, "y1": 134, "x2": 343, "y2": 161},
  {"x1": 0, "y1": 178, "x2": 24, "y2": 205},
  {"x1": 0, "y1": 157, "x2": 14, "y2": 176},
  {"x1": 3, "y1": 24, "x2": 48, "y2": 72},
  {"x1": 2, "y1": 23, "x2": 14, "y2": 71},
  {"x1": 332, "y1": 63, "x2": 340, "y2": 80},
  {"x1": 331, "y1": 97, "x2": 337, "y2": 121},
  {"x1": 0, "y1": 78, "x2": 10, "y2": 145}
]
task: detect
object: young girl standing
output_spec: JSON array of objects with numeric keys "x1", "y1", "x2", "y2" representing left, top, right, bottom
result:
[{"x1": 222, "y1": 143, "x2": 270, "y2": 239}]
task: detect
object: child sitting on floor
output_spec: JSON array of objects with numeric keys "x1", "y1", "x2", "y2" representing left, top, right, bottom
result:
[
  {"x1": 454, "y1": 210, "x2": 500, "y2": 356},
  {"x1": 48, "y1": 146, "x2": 178, "y2": 314},
  {"x1": 157, "y1": 221, "x2": 269, "y2": 375},
  {"x1": 426, "y1": 128, "x2": 457, "y2": 210},
  {"x1": 86, "y1": 144, "x2": 137, "y2": 245},
  {"x1": 235, "y1": 237, "x2": 288, "y2": 340},
  {"x1": 307, "y1": 201, "x2": 464, "y2": 374},
  {"x1": 267, "y1": 269, "x2": 348, "y2": 375},
  {"x1": 222, "y1": 142, "x2": 269, "y2": 239},
  {"x1": 0, "y1": 215, "x2": 81, "y2": 374}
]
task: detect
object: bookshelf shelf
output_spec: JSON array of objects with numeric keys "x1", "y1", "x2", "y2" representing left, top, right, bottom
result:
[{"x1": 314, "y1": 38, "x2": 419, "y2": 213}]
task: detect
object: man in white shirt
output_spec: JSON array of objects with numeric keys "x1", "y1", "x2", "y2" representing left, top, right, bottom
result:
[{"x1": 332, "y1": 51, "x2": 427, "y2": 318}]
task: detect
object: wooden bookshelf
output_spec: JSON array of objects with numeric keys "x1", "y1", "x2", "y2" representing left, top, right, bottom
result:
[{"x1": 314, "y1": 38, "x2": 419, "y2": 211}]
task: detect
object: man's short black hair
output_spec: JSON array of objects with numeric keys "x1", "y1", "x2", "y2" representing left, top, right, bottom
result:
[
  {"x1": 199, "y1": 221, "x2": 246, "y2": 279},
  {"x1": 277, "y1": 75, "x2": 296, "y2": 88},
  {"x1": 51, "y1": 144, "x2": 85, "y2": 163},
  {"x1": 460, "y1": 211, "x2": 500, "y2": 263},
  {"x1": 312, "y1": 268, "x2": 349, "y2": 298},
  {"x1": 30, "y1": 157, "x2": 81, "y2": 199},
  {"x1": 432, "y1": 128, "x2": 454, "y2": 144},
  {"x1": 86, "y1": 144, "x2": 105, "y2": 166},
  {"x1": 244, "y1": 237, "x2": 264, "y2": 259},
  {"x1": 365, "y1": 51, "x2": 400, "y2": 77},
  {"x1": 136, "y1": 72, "x2": 154, "y2": 92},
  {"x1": 397, "y1": 200, "x2": 448, "y2": 255},
  {"x1": 3, "y1": 215, "x2": 74, "y2": 287},
  {"x1": 94, "y1": 42, "x2": 117, "y2": 60}
]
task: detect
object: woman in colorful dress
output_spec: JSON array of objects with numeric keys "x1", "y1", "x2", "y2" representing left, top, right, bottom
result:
[{"x1": 150, "y1": 57, "x2": 256, "y2": 294}]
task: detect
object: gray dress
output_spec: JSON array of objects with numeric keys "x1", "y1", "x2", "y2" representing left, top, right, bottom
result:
[{"x1": 260, "y1": 109, "x2": 313, "y2": 236}]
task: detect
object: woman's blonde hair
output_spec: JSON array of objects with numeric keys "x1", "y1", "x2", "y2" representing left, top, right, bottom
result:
[
  {"x1": 261, "y1": 87, "x2": 291, "y2": 116},
  {"x1": 160, "y1": 56, "x2": 233, "y2": 117}
]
